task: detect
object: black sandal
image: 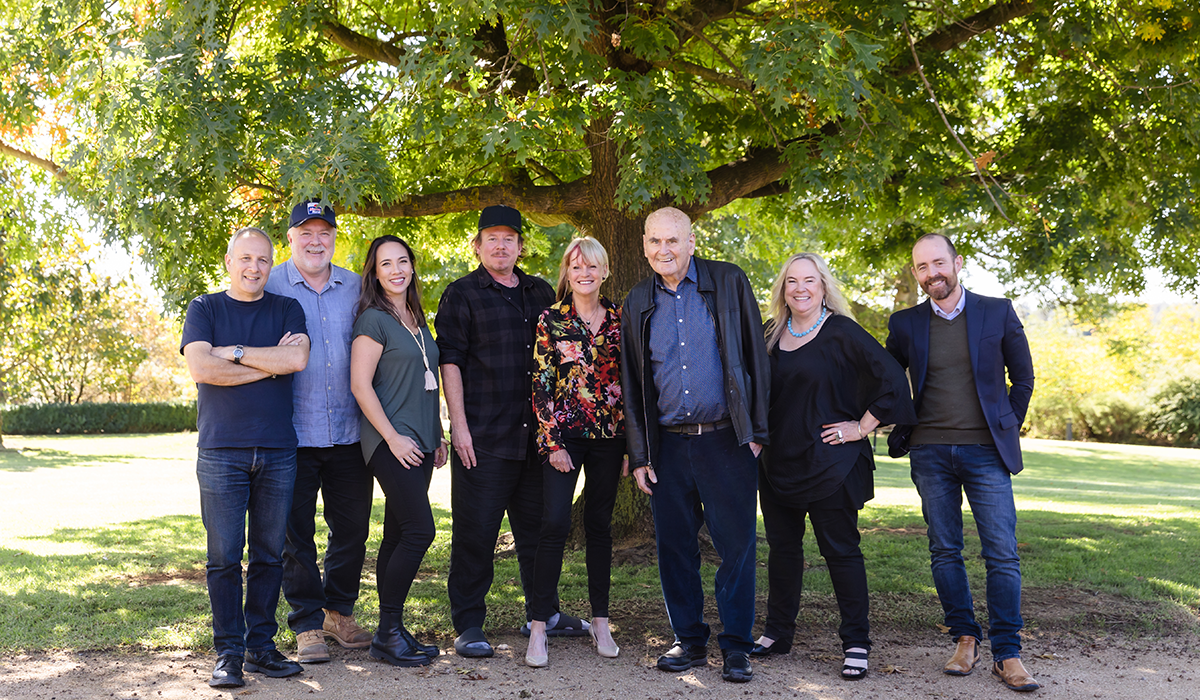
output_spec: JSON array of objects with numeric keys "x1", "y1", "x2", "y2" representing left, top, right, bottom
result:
[{"x1": 842, "y1": 648, "x2": 869, "y2": 680}]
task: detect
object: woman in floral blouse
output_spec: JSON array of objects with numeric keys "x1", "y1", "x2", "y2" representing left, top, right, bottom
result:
[{"x1": 525, "y1": 236, "x2": 626, "y2": 668}]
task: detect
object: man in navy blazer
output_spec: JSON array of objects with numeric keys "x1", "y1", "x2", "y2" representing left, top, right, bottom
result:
[{"x1": 886, "y1": 234, "x2": 1039, "y2": 692}]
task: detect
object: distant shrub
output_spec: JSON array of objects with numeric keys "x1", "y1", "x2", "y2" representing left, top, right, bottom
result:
[
  {"x1": 1, "y1": 402, "x2": 196, "y2": 435},
  {"x1": 1148, "y1": 378, "x2": 1200, "y2": 448},
  {"x1": 1076, "y1": 393, "x2": 1148, "y2": 445}
]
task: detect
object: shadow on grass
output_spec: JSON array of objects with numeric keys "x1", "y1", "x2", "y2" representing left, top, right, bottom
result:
[
  {"x1": 0, "y1": 448, "x2": 148, "y2": 473},
  {"x1": 4, "y1": 497, "x2": 1198, "y2": 653}
]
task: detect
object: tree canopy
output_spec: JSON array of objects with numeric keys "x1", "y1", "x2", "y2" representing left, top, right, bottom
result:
[{"x1": 1, "y1": 0, "x2": 1197, "y2": 308}]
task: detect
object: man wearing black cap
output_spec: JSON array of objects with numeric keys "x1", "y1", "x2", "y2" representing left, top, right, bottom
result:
[
  {"x1": 264, "y1": 201, "x2": 375, "y2": 664},
  {"x1": 435, "y1": 206, "x2": 581, "y2": 657}
]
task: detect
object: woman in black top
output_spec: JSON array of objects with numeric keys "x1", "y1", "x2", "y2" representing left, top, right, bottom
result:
[{"x1": 752, "y1": 253, "x2": 915, "y2": 680}]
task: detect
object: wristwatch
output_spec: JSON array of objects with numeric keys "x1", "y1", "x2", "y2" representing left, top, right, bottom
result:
[{"x1": 233, "y1": 345, "x2": 244, "y2": 364}]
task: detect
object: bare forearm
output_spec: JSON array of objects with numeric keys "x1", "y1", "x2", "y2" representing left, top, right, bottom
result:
[
  {"x1": 235, "y1": 345, "x2": 308, "y2": 375},
  {"x1": 441, "y1": 364, "x2": 469, "y2": 431},
  {"x1": 187, "y1": 352, "x2": 271, "y2": 386},
  {"x1": 351, "y1": 380, "x2": 401, "y2": 444}
]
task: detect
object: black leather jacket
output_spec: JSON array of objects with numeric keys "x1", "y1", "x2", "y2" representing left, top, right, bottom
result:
[{"x1": 620, "y1": 256, "x2": 770, "y2": 469}]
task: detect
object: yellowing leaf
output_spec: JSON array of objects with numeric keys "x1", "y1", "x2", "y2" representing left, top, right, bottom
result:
[{"x1": 1137, "y1": 21, "x2": 1166, "y2": 42}]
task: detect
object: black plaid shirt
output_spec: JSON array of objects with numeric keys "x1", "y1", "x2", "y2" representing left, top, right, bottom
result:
[{"x1": 435, "y1": 265, "x2": 555, "y2": 460}]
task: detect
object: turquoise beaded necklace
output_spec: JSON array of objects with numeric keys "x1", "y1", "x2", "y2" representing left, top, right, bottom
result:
[{"x1": 787, "y1": 305, "x2": 827, "y2": 338}]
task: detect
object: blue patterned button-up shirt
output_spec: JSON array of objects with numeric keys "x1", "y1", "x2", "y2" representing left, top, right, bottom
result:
[
  {"x1": 264, "y1": 259, "x2": 362, "y2": 447},
  {"x1": 649, "y1": 259, "x2": 729, "y2": 425}
]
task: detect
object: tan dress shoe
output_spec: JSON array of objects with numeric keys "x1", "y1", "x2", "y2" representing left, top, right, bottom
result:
[
  {"x1": 323, "y1": 609, "x2": 373, "y2": 648},
  {"x1": 296, "y1": 629, "x2": 330, "y2": 663},
  {"x1": 943, "y1": 635, "x2": 980, "y2": 675},
  {"x1": 993, "y1": 658, "x2": 1040, "y2": 692}
]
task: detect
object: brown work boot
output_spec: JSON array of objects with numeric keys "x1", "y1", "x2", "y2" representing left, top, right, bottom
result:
[
  {"x1": 943, "y1": 635, "x2": 980, "y2": 675},
  {"x1": 992, "y1": 658, "x2": 1040, "y2": 692},
  {"x1": 323, "y1": 609, "x2": 372, "y2": 649},
  {"x1": 296, "y1": 629, "x2": 330, "y2": 663}
]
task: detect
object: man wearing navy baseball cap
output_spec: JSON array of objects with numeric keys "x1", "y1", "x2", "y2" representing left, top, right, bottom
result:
[{"x1": 265, "y1": 199, "x2": 375, "y2": 664}]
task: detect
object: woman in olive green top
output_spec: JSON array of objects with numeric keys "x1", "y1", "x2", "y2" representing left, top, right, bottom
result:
[{"x1": 349, "y1": 235, "x2": 447, "y2": 668}]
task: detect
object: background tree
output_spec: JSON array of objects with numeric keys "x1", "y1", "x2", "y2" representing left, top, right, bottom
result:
[
  {"x1": 2, "y1": 0, "x2": 1197, "y2": 535},
  {"x1": 2, "y1": 0, "x2": 1197, "y2": 311}
]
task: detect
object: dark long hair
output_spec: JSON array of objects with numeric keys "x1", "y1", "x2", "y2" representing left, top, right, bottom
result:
[{"x1": 356, "y1": 235, "x2": 428, "y2": 327}]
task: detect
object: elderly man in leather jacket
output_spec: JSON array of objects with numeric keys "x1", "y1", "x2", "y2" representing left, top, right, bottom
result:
[{"x1": 621, "y1": 206, "x2": 770, "y2": 684}]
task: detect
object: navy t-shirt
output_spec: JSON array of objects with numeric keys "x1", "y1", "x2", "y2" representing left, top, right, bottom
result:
[{"x1": 180, "y1": 291, "x2": 308, "y2": 449}]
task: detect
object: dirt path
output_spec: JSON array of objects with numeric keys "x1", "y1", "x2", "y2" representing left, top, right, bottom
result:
[{"x1": 3, "y1": 626, "x2": 1198, "y2": 700}]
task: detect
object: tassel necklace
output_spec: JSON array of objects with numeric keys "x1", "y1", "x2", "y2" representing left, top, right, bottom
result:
[{"x1": 400, "y1": 306, "x2": 438, "y2": 392}]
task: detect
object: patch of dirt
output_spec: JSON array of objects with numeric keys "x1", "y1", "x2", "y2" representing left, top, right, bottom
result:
[{"x1": 119, "y1": 569, "x2": 206, "y2": 587}]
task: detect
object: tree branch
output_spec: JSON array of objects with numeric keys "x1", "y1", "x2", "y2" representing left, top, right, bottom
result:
[
  {"x1": 0, "y1": 140, "x2": 68, "y2": 181},
  {"x1": 891, "y1": 0, "x2": 1041, "y2": 76},
  {"x1": 320, "y1": 20, "x2": 403, "y2": 65},
  {"x1": 320, "y1": 19, "x2": 541, "y2": 96},
  {"x1": 650, "y1": 58, "x2": 753, "y2": 91},
  {"x1": 351, "y1": 180, "x2": 590, "y2": 218},
  {"x1": 903, "y1": 21, "x2": 1011, "y2": 222}
]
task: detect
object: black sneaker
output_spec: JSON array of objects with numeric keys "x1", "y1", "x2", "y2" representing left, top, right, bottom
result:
[
  {"x1": 244, "y1": 649, "x2": 303, "y2": 678},
  {"x1": 656, "y1": 643, "x2": 708, "y2": 672},
  {"x1": 209, "y1": 654, "x2": 244, "y2": 688},
  {"x1": 722, "y1": 649, "x2": 753, "y2": 683}
]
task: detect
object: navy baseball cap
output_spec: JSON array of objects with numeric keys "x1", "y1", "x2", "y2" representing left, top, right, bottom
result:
[
  {"x1": 477, "y1": 205, "x2": 522, "y2": 235},
  {"x1": 290, "y1": 200, "x2": 337, "y2": 228}
]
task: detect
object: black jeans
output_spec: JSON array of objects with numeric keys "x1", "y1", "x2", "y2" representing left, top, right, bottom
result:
[
  {"x1": 529, "y1": 437, "x2": 624, "y2": 621},
  {"x1": 370, "y1": 445, "x2": 437, "y2": 615},
  {"x1": 281, "y1": 443, "x2": 374, "y2": 633},
  {"x1": 759, "y1": 465, "x2": 872, "y2": 651},
  {"x1": 447, "y1": 444, "x2": 549, "y2": 632}
]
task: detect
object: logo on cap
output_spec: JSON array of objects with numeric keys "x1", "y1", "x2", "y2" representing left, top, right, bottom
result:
[{"x1": 307, "y1": 202, "x2": 323, "y2": 216}]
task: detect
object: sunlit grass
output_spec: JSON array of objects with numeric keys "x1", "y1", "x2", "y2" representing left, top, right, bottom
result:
[{"x1": 0, "y1": 433, "x2": 1196, "y2": 652}]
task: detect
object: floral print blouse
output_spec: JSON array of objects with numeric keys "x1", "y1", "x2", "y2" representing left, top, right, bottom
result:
[{"x1": 533, "y1": 294, "x2": 625, "y2": 456}]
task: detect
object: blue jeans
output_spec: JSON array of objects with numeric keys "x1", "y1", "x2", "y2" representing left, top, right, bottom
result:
[
  {"x1": 652, "y1": 427, "x2": 758, "y2": 653},
  {"x1": 282, "y1": 444, "x2": 374, "y2": 633},
  {"x1": 197, "y1": 447, "x2": 297, "y2": 656},
  {"x1": 909, "y1": 443, "x2": 1023, "y2": 661}
]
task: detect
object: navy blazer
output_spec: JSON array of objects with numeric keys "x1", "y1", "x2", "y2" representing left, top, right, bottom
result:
[{"x1": 884, "y1": 290, "x2": 1035, "y2": 474}]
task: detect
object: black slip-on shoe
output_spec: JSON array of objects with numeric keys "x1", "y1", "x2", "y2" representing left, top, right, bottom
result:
[
  {"x1": 656, "y1": 643, "x2": 708, "y2": 672},
  {"x1": 208, "y1": 654, "x2": 244, "y2": 688},
  {"x1": 244, "y1": 649, "x2": 302, "y2": 678},
  {"x1": 750, "y1": 641, "x2": 791, "y2": 657},
  {"x1": 453, "y1": 627, "x2": 495, "y2": 658},
  {"x1": 722, "y1": 650, "x2": 754, "y2": 683}
]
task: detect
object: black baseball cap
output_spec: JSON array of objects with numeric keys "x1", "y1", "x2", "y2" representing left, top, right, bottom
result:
[
  {"x1": 477, "y1": 205, "x2": 522, "y2": 235},
  {"x1": 290, "y1": 199, "x2": 337, "y2": 228}
]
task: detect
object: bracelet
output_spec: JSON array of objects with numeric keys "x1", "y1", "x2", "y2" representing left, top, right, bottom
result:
[{"x1": 856, "y1": 423, "x2": 864, "y2": 439}]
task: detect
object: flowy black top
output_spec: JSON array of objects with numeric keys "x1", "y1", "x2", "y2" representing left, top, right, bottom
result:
[{"x1": 761, "y1": 314, "x2": 917, "y2": 507}]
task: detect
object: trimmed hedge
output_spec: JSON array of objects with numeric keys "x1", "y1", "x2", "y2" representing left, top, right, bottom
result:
[{"x1": 1, "y1": 401, "x2": 196, "y2": 435}]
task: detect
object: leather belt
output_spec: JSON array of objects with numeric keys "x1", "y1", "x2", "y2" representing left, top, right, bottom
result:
[{"x1": 662, "y1": 418, "x2": 733, "y2": 436}]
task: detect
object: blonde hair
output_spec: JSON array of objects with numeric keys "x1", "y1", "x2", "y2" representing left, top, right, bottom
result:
[
  {"x1": 766, "y1": 252, "x2": 854, "y2": 351},
  {"x1": 555, "y1": 236, "x2": 610, "y2": 302}
]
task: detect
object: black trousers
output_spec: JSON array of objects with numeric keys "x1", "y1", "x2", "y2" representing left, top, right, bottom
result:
[
  {"x1": 529, "y1": 437, "x2": 624, "y2": 621},
  {"x1": 447, "y1": 444, "x2": 549, "y2": 632},
  {"x1": 759, "y1": 464, "x2": 872, "y2": 651},
  {"x1": 370, "y1": 446, "x2": 436, "y2": 615},
  {"x1": 281, "y1": 444, "x2": 374, "y2": 633}
]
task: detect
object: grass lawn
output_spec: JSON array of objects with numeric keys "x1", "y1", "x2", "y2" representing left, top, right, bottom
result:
[{"x1": 0, "y1": 434, "x2": 1196, "y2": 653}]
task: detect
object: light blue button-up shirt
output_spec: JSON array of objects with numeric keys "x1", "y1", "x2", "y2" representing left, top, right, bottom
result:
[{"x1": 264, "y1": 259, "x2": 362, "y2": 447}]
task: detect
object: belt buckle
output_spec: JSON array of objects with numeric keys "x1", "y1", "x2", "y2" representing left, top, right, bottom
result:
[{"x1": 682, "y1": 423, "x2": 702, "y2": 436}]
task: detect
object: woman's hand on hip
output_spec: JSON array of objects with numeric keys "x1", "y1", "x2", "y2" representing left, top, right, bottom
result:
[
  {"x1": 387, "y1": 434, "x2": 425, "y2": 469},
  {"x1": 821, "y1": 420, "x2": 864, "y2": 445}
]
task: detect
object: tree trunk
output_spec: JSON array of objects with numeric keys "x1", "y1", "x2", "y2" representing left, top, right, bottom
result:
[{"x1": 562, "y1": 120, "x2": 655, "y2": 544}]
